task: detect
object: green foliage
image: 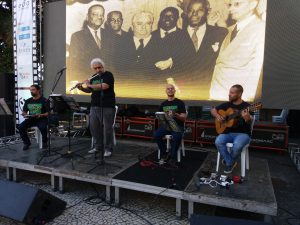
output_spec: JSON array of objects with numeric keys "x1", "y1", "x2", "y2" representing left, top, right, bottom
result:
[{"x1": 0, "y1": 1, "x2": 13, "y2": 73}]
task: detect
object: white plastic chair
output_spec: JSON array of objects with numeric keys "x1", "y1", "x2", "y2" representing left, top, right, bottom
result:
[
  {"x1": 272, "y1": 109, "x2": 289, "y2": 123},
  {"x1": 91, "y1": 105, "x2": 119, "y2": 148},
  {"x1": 158, "y1": 135, "x2": 185, "y2": 162},
  {"x1": 158, "y1": 108, "x2": 188, "y2": 162},
  {"x1": 72, "y1": 112, "x2": 88, "y2": 129},
  {"x1": 216, "y1": 115, "x2": 256, "y2": 177},
  {"x1": 32, "y1": 127, "x2": 43, "y2": 149}
]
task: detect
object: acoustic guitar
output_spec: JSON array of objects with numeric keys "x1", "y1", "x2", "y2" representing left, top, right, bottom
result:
[{"x1": 215, "y1": 102, "x2": 262, "y2": 134}]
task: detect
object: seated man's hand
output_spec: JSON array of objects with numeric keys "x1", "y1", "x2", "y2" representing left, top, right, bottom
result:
[
  {"x1": 167, "y1": 110, "x2": 174, "y2": 117},
  {"x1": 241, "y1": 108, "x2": 251, "y2": 122},
  {"x1": 215, "y1": 114, "x2": 225, "y2": 121}
]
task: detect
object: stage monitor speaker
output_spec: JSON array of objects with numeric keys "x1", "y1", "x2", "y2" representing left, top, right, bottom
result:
[
  {"x1": 0, "y1": 180, "x2": 66, "y2": 225},
  {"x1": 190, "y1": 214, "x2": 271, "y2": 225}
]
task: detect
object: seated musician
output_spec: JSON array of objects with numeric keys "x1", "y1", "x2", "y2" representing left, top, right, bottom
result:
[
  {"x1": 154, "y1": 84, "x2": 187, "y2": 165},
  {"x1": 19, "y1": 84, "x2": 48, "y2": 150},
  {"x1": 211, "y1": 84, "x2": 253, "y2": 174}
]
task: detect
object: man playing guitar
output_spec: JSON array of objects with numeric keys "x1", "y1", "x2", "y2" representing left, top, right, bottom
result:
[{"x1": 211, "y1": 84, "x2": 253, "y2": 174}]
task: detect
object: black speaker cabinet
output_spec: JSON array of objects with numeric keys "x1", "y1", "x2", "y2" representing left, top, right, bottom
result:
[
  {"x1": 190, "y1": 214, "x2": 271, "y2": 225},
  {"x1": 0, "y1": 73, "x2": 15, "y2": 137},
  {"x1": 0, "y1": 180, "x2": 66, "y2": 225}
]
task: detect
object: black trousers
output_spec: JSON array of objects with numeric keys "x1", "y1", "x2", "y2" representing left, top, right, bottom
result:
[{"x1": 19, "y1": 118, "x2": 48, "y2": 145}]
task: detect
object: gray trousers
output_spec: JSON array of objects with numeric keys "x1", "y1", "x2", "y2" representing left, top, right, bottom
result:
[{"x1": 89, "y1": 106, "x2": 115, "y2": 151}]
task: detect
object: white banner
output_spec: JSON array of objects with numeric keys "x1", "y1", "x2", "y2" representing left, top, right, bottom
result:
[
  {"x1": 14, "y1": 0, "x2": 35, "y2": 124},
  {"x1": 16, "y1": 0, "x2": 33, "y2": 88}
]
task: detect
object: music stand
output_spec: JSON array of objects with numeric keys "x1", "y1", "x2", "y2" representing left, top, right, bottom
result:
[
  {"x1": 37, "y1": 95, "x2": 85, "y2": 169},
  {"x1": 0, "y1": 98, "x2": 13, "y2": 134},
  {"x1": 155, "y1": 112, "x2": 181, "y2": 132},
  {"x1": 51, "y1": 95, "x2": 85, "y2": 168},
  {"x1": 0, "y1": 98, "x2": 13, "y2": 116}
]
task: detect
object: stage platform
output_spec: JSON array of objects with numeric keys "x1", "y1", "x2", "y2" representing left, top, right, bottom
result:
[{"x1": 0, "y1": 137, "x2": 277, "y2": 221}]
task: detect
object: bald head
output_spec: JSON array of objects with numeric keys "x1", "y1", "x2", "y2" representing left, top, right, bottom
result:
[{"x1": 166, "y1": 84, "x2": 176, "y2": 97}]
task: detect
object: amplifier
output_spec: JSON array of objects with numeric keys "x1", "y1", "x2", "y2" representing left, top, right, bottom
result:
[
  {"x1": 251, "y1": 123, "x2": 289, "y2": 150},
  {"x1": 196, "y1": 120, "x2": 217, "y2": 144},
  {"x1": 196, "y1": 120, "x2": 289, "y2": 151},
  {"x1": 123, "y1": 117, "x2": 157, "y2": 139},
  {"x1": 184, "y1": 120, "x2": 196, "y2": 143}
]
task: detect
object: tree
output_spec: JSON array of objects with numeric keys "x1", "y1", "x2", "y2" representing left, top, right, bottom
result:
[{"x1": 0, "y1": 1, "x2": 13, "y2": 73}]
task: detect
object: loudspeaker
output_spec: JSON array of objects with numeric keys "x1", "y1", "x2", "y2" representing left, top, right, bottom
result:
[
  {"x1": 190, "y1": 214, "x2": 271, "y2": 225},
  {"x1": 0, "y1": 73, "x2": 15, "y2": 137},
  {"x1": 0, "y1": 180, "x2": 66, "y2": 225}
]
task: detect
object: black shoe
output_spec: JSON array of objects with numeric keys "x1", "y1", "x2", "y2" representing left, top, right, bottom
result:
[
  {"x1": 23, "y1": 144, "x2": 31, "y2": 151},
  {"x1": 42, "y1": 142, "x2": 48, "y2": 149},
  {"x1": 168, "y1": 158, "x2": 178, "y2": 167},
  {"x1": 224, "y1": 161, "x2": 237, "y2": 174},
  {"x1": 221, "y1": 159, "x2": 226, "y2": 166},
  {"x1": 163, "y1": 154, "x2": 171, "y2": 161}
]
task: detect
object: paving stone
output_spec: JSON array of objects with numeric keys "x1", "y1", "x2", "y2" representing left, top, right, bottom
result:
[{"x1": 0, "y1": 168, "x2": 188, "y2": 225}]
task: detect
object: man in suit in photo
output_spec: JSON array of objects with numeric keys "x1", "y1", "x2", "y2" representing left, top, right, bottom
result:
[
  {"x1": 104, "y1": 11, "x2": 127, "y2": 37},
  {"x1": 151, "y1": 7, "x2": 194, "y2": 77},
  {"x1": 209, "y1": 0, "x2": 266, "y2": 101},
  {"x1": 68, "y1": 4, "x2": 111, "y2": 82},
  {"x1": 180, "y1": 0, "x2": 228, "y2": 99},
  {"x1": 117, "y1": 11, "x2": 172, "y2": 79},
  {"x1": 104, "y1": 11, "x2": 128, "y2": 72}
]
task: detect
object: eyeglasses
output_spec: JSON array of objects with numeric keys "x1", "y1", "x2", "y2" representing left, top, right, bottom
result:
[
  {"x1": 110, "y1": 19, "x2": 122, "y2": 24},
  {"x1": 93, "y1": 66, "x2": 103, "y2": 70},
  {"x1": 227, "y1": 1, "x2": 248, "y2": 8}
]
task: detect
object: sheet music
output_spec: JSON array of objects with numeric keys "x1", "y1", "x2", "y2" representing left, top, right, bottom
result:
[
  {"x1": 155, "y1": 112, "x2": 181, "y2": 132},
  {"x1": 0, "y1": 98, "x2": 13, "y2": 116}
]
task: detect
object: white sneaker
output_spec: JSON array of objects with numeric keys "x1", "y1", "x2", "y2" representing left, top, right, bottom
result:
[
  {"x1": 158, "y1": 159, "x2": 165, "y2": 165},
  {"x1": 88, "y1": 148, "x2": 98, "y2": 154},
  {"x1": 104, "y1": 150, "x2": 112, "y2": 157}
]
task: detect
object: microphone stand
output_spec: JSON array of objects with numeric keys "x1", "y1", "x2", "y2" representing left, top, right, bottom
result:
[
  {"x1": 87, "y1": 72, "x2": 121, "y2": 173},
  {"x1": 38, "y1": 68, "x2": 86, "y2": 170},
  {"x1": 37, "y1": 68, "x2": 66, "y2": 165}
]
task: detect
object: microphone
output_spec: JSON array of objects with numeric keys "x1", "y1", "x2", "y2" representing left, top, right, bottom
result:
[{"x1": 57, "y1": 66, "x2": 67, "y2": 74}]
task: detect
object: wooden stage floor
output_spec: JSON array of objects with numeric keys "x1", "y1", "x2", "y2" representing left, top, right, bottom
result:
[{"x1": 0, "y1": 136, "x2": 277, "y2": 220}]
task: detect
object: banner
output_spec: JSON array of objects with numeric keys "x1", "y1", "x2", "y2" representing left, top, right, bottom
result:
[
  {"x1": 16, "y1": 0, "x2": 33, "y2": 87},
  {"x1": 14, "y1": 0, "x2": 35, "y2": 123}
]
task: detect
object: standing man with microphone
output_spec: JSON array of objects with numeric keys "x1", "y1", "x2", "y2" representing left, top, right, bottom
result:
[{"x1": 77, "y1": 58, "x2": 116, "y2": 157}]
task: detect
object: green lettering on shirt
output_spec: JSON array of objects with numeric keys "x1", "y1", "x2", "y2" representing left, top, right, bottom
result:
[
  {"x1": 162, "y1": 105, "x2": 178, "y2": 113},
  {"x1": 91, "y1": 79, "x2": 103, "y2": 91},
  {"x1": 27, "y1": 103, "x2": 42, "y2": 115}
]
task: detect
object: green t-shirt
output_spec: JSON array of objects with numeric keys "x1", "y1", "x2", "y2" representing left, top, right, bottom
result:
[{"x1": 23, "y1": 97, "x2": 47, "y2": 115}]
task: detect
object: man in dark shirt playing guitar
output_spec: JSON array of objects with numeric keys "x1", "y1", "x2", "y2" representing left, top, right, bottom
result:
[{"x1": 211, "y1": 84, "x2": 253, "y2": 174}]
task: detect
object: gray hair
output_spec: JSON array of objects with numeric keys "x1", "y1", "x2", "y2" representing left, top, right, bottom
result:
[
  {"x1": 90, "y1": 58, "x2": 105, "y2": 70},
  {"x1": 132, "y1": 11, "x2": 154, "y2": 25}
]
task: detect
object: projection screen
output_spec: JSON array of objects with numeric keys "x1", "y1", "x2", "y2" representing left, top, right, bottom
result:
[{"x1": 65, "y1": 0, "x2": 267, "y2": 102}]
